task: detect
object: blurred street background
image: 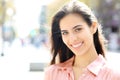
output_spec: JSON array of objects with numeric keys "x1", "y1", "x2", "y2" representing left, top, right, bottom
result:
[{"x1": 0, "y1": 0, "x2": 120, "y2": 80}]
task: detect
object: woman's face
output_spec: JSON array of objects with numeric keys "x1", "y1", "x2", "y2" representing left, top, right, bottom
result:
[{"x1": 60, "y1": 13, "x2": 96, "y2": 56}]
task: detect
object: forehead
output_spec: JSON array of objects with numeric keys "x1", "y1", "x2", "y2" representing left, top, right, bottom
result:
[{"x1": 60, "y1": 13, "x2": 86, "y2": 29}]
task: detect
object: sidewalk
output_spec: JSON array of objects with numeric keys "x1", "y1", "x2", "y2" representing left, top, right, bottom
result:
[
  {"x1": 0, "y1": 44, "x2": 120, "y2": 80},
  {"x1": 0, "y1": 44, "x2": 49, "y2": 80}
]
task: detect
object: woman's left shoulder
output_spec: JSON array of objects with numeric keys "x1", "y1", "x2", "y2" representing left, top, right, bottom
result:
[
  {"x1": 110, "y1": 68, "x2": 120, "y2": 80},
  {"x1": 103, "y1": 64, "x2": 120, "y2": 80}
]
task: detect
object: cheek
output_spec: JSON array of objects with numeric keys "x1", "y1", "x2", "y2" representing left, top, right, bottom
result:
[
  {"x1": 85, "y1": 34, "x2": 94, "y2": 43},
  {"x1": 81, "y1": 31, "x2": 93, "y2": 42},
  {"x1": 84, "y1": 29, "x2": 93, "y2": 37}
]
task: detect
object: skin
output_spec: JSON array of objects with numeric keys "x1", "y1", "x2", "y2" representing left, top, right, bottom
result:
[{"x1": 60, "y1": 13, "x2": 98, "y2": 80}]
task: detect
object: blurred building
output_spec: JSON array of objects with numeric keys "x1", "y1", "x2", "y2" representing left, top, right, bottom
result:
[
  {"x1": 0, "y1": 0, "x2": 15, "y2": 55},
  {"x1": 95, "y1": 0, "x2": 120, "y2": 51}
]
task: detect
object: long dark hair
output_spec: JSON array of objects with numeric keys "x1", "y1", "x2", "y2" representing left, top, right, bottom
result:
[{"x1": 50, "y1": 1, "x2": 107, "y2": 65}]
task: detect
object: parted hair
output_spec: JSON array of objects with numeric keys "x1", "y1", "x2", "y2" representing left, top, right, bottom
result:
[{"x1": 50, "y1": 1, "x2": 107, "y2": 65}]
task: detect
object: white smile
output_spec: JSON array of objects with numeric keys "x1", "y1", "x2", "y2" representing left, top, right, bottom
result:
[{"x1": 72, "y1": 42, "x2": 83, "y2": 48}]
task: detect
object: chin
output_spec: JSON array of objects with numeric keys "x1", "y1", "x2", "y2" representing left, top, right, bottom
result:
[{"x1": 73, "y1": 51, "x2": 85, "y2": 56}]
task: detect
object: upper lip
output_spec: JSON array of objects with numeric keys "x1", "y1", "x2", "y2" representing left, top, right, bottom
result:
[{"x1": 71, "y1": 42, "x2": 83, "y2": 48}]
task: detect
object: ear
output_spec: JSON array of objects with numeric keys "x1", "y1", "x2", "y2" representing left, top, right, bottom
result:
[{"x1": 90, "y1": 22, "x2": 97, "y2": 34}]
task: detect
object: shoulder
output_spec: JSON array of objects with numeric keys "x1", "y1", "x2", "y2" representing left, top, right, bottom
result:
[
  {"x1": 44, "y1": 63, "x2": 65, "y2": 77},
  {"x1": 44, "y1": 57, "x2": 73, "y2": 80},
  {"x1": 44, "y1": 64, "x2": 58, "y2": 74},
  {"x1": 101, "y1": 64, "x2": 120, "y2": 80},
  {"x1": 44, "y1": 57, "x2": 74, "y2": 73},
  {"x1": 113, "y1": 71, "x2": 120, "y2": 80},
  {"x1": 44, "y1": 64, "x2": 58, "y2": 80},
  {"x1": 109, "y1": 68, "x2": 120, "y2": 80}
]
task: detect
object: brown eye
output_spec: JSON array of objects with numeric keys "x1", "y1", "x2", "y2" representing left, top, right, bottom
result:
[
  {"x1": 61, "y1": 31, "x2": 68, "y2": 35},
  {"x1": 75, "y1": 28, "x2": 82, "y2": 32}
]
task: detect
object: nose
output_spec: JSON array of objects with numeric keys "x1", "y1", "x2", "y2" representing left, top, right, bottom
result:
[{"x1": 68, "y1": 33, "x2": 77, "y2": 43}]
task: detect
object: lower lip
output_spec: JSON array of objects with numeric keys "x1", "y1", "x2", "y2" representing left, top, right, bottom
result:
[{"x1": 72, "y1": 42, "x2": 83, "y2": 49}]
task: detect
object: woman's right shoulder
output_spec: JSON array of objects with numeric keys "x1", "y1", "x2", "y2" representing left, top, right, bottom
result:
[
  {"x1": 44, "y1": 64, "x2": 60, "y2": 80},
  {"x1": 44, "y1": 64, "x2": 59, "y2": 74},
  {"x1": 45, "y1": 65, "x2": 56, "y2": 71}
]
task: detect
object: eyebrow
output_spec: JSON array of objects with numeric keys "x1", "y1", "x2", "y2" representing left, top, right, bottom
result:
[
  {"x1": 60, "y1": 30, "x2": 67, "y2": 33},
  {"x1": 72, "y1": 25, "x2": 82, "y2": 29},
  {"x1": 60, "y1": 24, "x2": 82, "y2": 32}
]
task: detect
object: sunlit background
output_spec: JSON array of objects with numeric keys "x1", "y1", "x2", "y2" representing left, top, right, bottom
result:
[{"x1": 0, "y1": 0, "x2": 120, "y2": 80}]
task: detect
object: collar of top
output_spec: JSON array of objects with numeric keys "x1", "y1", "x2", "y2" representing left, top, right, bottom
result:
[{"x1": 55, "y1": 54, "x2": 106, "y2": 76}]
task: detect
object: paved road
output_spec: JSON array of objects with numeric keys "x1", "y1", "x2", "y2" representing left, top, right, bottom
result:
[{"x1": 0, "y1": 44, "x2": 120, "y2": 80}]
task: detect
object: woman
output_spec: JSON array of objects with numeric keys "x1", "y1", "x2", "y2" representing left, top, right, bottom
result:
[{"x1": 44, "y1": 1, "x2": 120, "y2": 80}]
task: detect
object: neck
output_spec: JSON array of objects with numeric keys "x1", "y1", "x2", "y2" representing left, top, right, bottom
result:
[{"x1": 73, "y1": 50, "x2": 98, "y2": 68}]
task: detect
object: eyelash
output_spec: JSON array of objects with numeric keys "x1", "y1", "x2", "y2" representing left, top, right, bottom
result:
[
  {"x1": 61, "y1": 28, "x2": 82, "y2": 35},
  {"x1": 75, "y1": 28, "x2": 82, "y2": 32},
  {"x1": 61, "y1": 32, "x2": 68, "y2": 35}
]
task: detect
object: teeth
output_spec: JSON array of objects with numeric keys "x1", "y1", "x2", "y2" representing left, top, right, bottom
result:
[{"x1": 72, "y1": 42, "x2": 82, "y2": 48}]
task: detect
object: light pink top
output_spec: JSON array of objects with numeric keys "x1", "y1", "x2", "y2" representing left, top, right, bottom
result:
[{"x1": 44, "y1": 55, "x2": 120, "y2": 80}]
